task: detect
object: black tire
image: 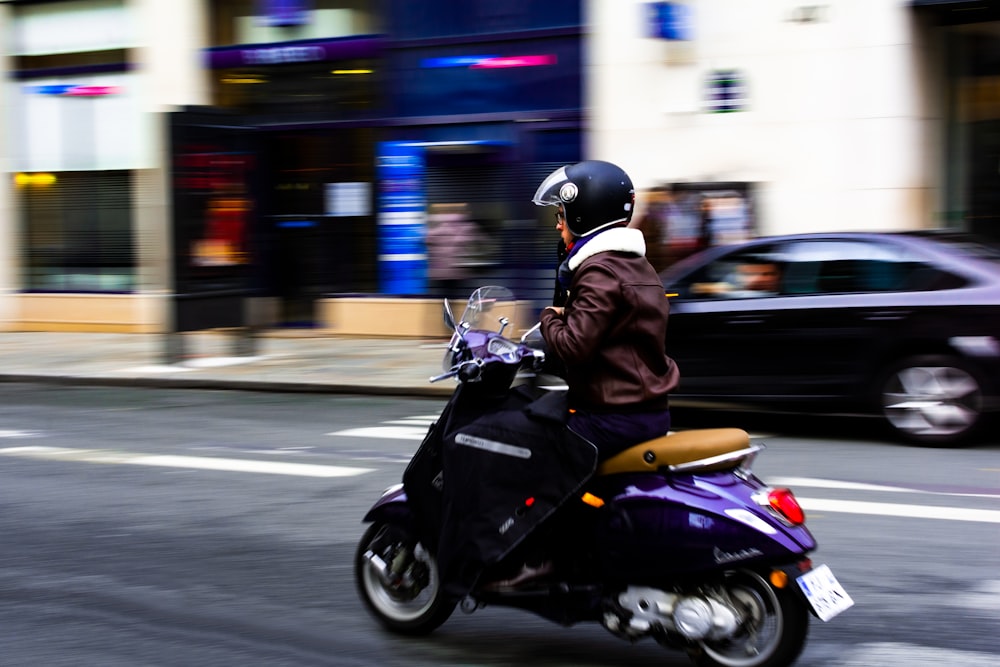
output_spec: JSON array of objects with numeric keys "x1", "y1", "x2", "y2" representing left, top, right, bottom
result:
[
  {"x1": 878, "y1": 354, "x2": 985, "y2": 447},
  {"x1": 354, "y1": 521, "x2": 455, "y2": 635},
  {"x1": 690, "y1": 570, "x2": 810, "y2": 667}
]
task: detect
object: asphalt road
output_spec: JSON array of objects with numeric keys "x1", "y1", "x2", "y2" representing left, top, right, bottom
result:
[{"x1": 1, "y1": 384, "x2": 998, "y2": 666}]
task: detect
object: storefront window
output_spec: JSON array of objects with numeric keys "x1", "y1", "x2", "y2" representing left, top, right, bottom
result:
[
  {"x1": 213, "y1": 58, "x2": 378, "y2": 121},
  {"x1": 209, "y1": 0, "x2": 379, "y2": 47},
  {"x1": 18, "y1": 171, "x2": 135, "y2": 292},
  {"x1": 947, "y1": 27, "x2": 1000, "y2": 240},
  {"x1": 386, "y1": 0, "x2": 580, "y2": 40}
]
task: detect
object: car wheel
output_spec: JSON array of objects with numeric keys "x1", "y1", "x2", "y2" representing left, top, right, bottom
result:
[{"x1": 879, "y1": 354, "x2": 985, "y2": 447}]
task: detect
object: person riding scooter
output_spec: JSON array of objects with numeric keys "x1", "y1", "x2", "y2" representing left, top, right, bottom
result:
[
  {"x1": 402, "y1": 162, "x2": 683, "y2": 596},
  {"x1": 474, "y1": 161, "x2": 685, "y2": 591},
  {"x1": 534, "y1": 160, "x2": 681, "y2": 460}
]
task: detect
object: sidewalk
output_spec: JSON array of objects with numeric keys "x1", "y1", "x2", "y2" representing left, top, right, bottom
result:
[{"x1": 0, "y1": 330, "x2": 455, "y2": 398}]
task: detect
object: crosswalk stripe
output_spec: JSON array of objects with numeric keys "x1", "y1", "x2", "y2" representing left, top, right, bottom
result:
[
  {"x1": 384, "y1": 419, "x2": 436, "y2": 426},
  {"x1": 328, "y1": 426, "x2": 428, "y2": 440},
  {"x1": 0, "y1": 446, "x2": 372, "y2": 478}
]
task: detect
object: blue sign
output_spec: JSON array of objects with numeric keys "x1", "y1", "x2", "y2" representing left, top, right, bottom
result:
[
  {"x1": 376, "y1": 142, "x2": 428, "y2": 295},
  {"x1": 257, "y1": 0, "x2": 311, "y2": 28},
  {"x1": 645, "y1": 2, "x2": 693, "y2": 41}
]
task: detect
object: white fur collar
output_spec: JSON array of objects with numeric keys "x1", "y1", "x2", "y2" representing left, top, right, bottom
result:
[{"x1": 567, "y1": 227, "x2": 646, "y2": 271}]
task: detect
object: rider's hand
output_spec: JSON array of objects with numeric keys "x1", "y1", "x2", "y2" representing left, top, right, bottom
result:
[{"x1": 545, "y1": 306, "x2": 565, "y2": 317}]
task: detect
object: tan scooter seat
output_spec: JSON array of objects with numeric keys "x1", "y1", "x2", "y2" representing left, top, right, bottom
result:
[{"x1": 596, "y1": 428, "x2": 753, "y2": 476}]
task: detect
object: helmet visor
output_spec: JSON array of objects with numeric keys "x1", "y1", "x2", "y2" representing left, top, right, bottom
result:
[{"x1": 532, "y1": 166, "x2": 569, "y2": 207}]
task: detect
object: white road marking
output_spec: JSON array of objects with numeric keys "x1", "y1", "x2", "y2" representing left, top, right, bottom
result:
[
  {"x1": 834, "y1": 643, "x2": 998, "y2": 667},
  {"x1": 770, "y1": 476, "x2": 928, "y2": 494},
  {"x1": 3, "y1": 443, "x2": 998, "y2": 521},
  {"x1": 384, "y1": 418, "x2": 436, "y2": 426},
  {"x1": 769, "y1": 476, "x2": 1000, "y2": 500},
  {"x1": 327, "y1": 414, "x2": 437, "y2": 441},
  {"x1": 328, "y1": 426, "x2": 428, "y2": 441},
  {"x1": 0, "y1": 446, "x2": 372, "y2": 478},
  {"x1": 4, "y1": 428, "x2": 1000, "y2": 526},
  {"x1": 798, "y1": 497, "x2": 1000, "y2": 524}
]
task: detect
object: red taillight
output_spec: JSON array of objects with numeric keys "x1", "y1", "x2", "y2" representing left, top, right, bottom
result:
[{"x1": 768, "y1": 488, "x2": 805, "y2": 525}]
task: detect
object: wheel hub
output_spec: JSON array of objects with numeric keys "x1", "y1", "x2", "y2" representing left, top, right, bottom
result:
[{"x1": 884, "y1": 365, "x2": 981, "y2": 437}]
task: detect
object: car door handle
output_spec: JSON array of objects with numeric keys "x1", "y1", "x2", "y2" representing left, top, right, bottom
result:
[{"x1": 863, "y1": 310, "x2": 910, "y2": 321}]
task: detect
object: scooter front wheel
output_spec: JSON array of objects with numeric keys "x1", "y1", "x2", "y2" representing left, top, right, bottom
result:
[
  {"x1": 354, "y1": 521, "x2": 455, "y2": 635},
  {"x1": 690, "y1": 569, "x2": 809, "y2": 667}
]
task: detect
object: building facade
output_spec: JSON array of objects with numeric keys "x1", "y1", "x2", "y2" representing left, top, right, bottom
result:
[
  {"x1": 0, "y1": 0, "x2": 997, "y2": 332},
  {"x1": 597, "y1": 1, "x2": 1000, "y2": 246}
]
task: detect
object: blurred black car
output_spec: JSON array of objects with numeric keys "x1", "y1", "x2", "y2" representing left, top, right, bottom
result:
[{"x1": 660, "y1": 231, "x2": 1000, "y2": 446}]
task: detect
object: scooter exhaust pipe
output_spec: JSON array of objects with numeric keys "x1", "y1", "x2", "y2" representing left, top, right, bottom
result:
[{"x1": 613, "y1": 586, "x2": 741, "y2": 641}]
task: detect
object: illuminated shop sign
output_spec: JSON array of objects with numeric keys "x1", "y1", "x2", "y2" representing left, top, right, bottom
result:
[
  {"x1": 421, "y1": 54, "x2": 558, "y2": 69},
  {"x1": 14, "y1": 173, "x2": 57, "y2": 187},
  {"x1": 26, "y1": 84, "x2": 122, "y2": 97},
  {"x1": 206, "y1": 36, "x2": 383, "y2": 69},
  {"x1": 241, "y1": 45, "x2": 325, "y2": 65}
]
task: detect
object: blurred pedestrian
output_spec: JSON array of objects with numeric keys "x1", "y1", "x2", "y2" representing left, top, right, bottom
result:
[
  {"x1": 697, "y1": 195, "x2": 715, "y2": 251},
  {"x1": 629, "y1": 185, "x2": 677, "y2": 273},
  {"x1": 426, "y1": 203, "x2": 477, "y2": 300}
]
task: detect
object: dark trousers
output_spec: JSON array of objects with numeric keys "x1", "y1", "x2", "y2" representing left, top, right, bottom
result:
[{"x1": 568, "y1": 409, "x2": 672, "y2": 460}]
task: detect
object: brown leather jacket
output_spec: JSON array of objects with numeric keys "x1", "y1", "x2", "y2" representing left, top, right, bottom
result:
[{"x1": 540, "y1": 227, "x2": 680, "y2": 412}]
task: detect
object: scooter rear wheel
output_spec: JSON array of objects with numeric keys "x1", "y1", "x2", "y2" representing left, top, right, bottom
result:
[
  {"x1": 354, "y1": 521, "x2": 455, "y2": 635},
  {"x1": 690, "y1": 569, "x2": 809, "y2": 667}
]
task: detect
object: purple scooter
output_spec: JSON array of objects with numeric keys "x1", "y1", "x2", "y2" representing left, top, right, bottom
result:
[{"x1": 355, "y1": 287, "x2": 852, "y2": 667}]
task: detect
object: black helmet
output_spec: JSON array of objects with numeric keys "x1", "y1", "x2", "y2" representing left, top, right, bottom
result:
[{"x1": 532, "y1": 160, "x2": 635, "y2": 237}]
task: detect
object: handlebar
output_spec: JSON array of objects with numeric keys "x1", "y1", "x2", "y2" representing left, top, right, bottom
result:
[
  {"x1": 429, "y1": 327, "x2": 544, "y2": 384},
  {"x1": 429, "y1": 359, "x2": 483, "y2": 384}
]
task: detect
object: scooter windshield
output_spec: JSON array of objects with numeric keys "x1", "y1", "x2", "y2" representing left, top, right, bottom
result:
[
  {"x1": 441, "y1": 286, "x2": 521, "y2": 373},
  {"x1": 459, "y1": 286, "x2": 518, "y2": 332}
]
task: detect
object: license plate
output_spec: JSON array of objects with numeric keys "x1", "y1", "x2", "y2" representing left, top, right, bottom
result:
[{"x1": 796, "y1": 564, "x2": 854, "y2": 622}]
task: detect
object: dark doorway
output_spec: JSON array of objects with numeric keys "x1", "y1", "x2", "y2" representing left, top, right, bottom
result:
[{"x1": 259, "y1": 128, "x2": 377, "y2": 325}]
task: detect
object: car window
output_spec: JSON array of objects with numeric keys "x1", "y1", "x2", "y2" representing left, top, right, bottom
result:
[
  {"x1": 780, "y1": 240, "x2": 967, "y2": 294},
  {"x1": 667, "y1": 238, "x2": 969, "y2": 299},
  {"x1": 673, "y1": 244, "x2": 785, "y2": 299}
]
